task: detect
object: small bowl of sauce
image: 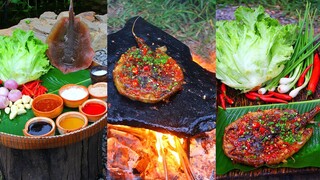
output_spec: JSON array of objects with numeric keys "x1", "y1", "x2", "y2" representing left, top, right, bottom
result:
[
  {"x1": 79, "y1": 99, "x2": 107, "y2": 122},
  {"x1": 59, "y1": 84, "x2": 89, "y2": 108},
  {"x1": 56, "y1": 111, "x2": 88, "y2": 135},
  {"x1": 90, "y1": 65, "x2": 107, "y2": 84},
  {"x1": 23, "y1": 117, "x2": 56, "y2": 137},
  {"x1": 88, "y1": 82, "x2": 107, "y2": 101},
  {"x1": 32, "y1": 94, "x2": 64, "y2": 119}
]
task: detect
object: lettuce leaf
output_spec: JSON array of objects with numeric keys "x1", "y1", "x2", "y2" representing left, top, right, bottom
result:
[
  {"x1": 216, "y1": 6, "x2": 297, "y2": 92},
  {"x1": 0, "y1": 29, "x2": 51, "y2": 85}
]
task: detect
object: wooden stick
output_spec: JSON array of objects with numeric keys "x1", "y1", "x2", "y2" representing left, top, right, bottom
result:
[{"x1": 175, "y1": 136, "x2": 195, "y2": 180}]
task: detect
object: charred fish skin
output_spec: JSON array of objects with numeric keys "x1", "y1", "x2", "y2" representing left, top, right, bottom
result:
[{"x1": 223, "y1": 105, "x2": 320, "y2": 167}]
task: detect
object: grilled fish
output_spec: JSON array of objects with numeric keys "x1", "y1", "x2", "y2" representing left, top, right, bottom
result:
[
  {"x1": 113, "y1": 18, "x2": 184, "y2": 103},
  {"x1": 223, "y1": 105, "x2": 320, "y2": 167}
]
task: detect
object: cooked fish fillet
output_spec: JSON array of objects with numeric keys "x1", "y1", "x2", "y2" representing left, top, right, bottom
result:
[
  {"x1": 223, "y1": 105, "x2": 320, "y2": 167},
  {"x1": 113, "y1": 36, "x2": 184, "y2": 103}
]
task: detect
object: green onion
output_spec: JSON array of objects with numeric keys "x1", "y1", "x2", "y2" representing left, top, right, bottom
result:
[{"x1": 265, "y1": 3, "x2": 320, "y2": 91}]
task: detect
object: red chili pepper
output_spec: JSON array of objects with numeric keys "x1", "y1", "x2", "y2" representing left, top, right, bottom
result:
[
  {"x1": 225, "y1": 95, "x2": 234, "y2": 104},
  {"x1": 252, "y1": 122, "x2": 260, "y2": 129},
  {"x1": 22, "y1": 84, "x2": 34, "y2": 97},
  {"x1": 248, "y1": 91, "x2": 273, "y2": 98},
  {"x1": 221, "y1": 83, "x2": 227, "y2": 94},
  {"x1": 219, "y1": 93, "x2": 226, "y2": 110},
  {"x1": 245, "y1": 93, "x2": 259, "y2": 101},
  {"x1": 307, "y1": 53, "x2": 320, "y2": 96},
  {"x1": 297, "y1": 63, "x2": 313, "y2": 87},
  {"x1": 0, "y1": 80, "x2": 2, "y2": 85},
  {"x1": 21, "y1": 80, "x2": 47, "y2": 98},
  {"x1": 259, "y1": 126, "x2": 267, "y2": 134},
  {"x1": 26, "y1": 80, "x2": 39, "y2": 90},
  {"x1": 132, "y1": 67, "x2": 138, "y2": 74},
  {"x1": 142, "y1": 47, "x2": 148, "y2": 56},
  {"x1": 238, "y1": 128, "x2": 245, "y2": 136},
  {"x1": 267, "y1": 91, "x2": 292, "y2": 101},
  {"x1": 132, "y1": 79, "x2": 139, "y2": 87},
  {"x1": 143, "y1": 65, "x2": 150, "y2": 71},
  {"x1": 220, "y1": 83, "x2": 234, "y2": 105},
  {"x1": 259, "y1": 96, "x2": 288, "y2": 104}
]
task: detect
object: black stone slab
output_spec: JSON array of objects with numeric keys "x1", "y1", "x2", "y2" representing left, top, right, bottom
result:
[{"x1": 107, "y1": 17, "x2": 216, "y2": 137}]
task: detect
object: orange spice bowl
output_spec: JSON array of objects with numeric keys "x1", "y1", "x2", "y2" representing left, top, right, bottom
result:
[
  {"x1": 56, "y1": 111, "x2": 88, "y2": 135},
  {"x1": 59, "y1": 84, "x2": 89, "y2": 108},
  {"x1": 88, "y1": 82, "x2": 107, "y2": 101},
  {"x1": 79, "y1": 99, "x2": 107, "y2": 122},
  {"x1": 32, "y1": 94, "x2": 64, "y2": 119},
  {"x1": 23, "y1": 117, "x2": 56, "y2": 137}
]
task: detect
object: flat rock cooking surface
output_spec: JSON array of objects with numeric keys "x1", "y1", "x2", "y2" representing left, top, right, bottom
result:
[{"x1": 107, "y1": 17, "x2": 216, "y2": 137}]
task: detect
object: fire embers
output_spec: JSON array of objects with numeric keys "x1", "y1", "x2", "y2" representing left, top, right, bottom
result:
[{"x1": 107, "y1": 124, "x2": 215, "y2": 179}]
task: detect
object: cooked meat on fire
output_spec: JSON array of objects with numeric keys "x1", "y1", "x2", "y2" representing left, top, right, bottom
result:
[{"x1": 113, "y1": 19, "x2": 184, "y2": 103}]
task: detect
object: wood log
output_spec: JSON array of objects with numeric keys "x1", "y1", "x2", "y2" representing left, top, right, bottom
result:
[{"x1": 0, "y1": 130, "x2": 104, "y2": 180}]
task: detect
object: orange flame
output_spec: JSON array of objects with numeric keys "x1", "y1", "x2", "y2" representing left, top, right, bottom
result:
[{"x1": 155, "y1": 132, "x2": 183, "y2": 166}]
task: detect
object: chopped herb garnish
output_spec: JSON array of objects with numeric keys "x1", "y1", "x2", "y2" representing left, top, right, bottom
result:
[{"x1": 268, "y1": 122, "x2": 275, "y2": 126}]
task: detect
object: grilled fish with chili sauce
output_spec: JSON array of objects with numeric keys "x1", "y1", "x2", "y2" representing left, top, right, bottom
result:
[
  {"x1": 113, "y1": 19, "x2": 184, "y2": 103},
  {"x1": 223, "y1": 105, "x2": 320, "y2": 167}
]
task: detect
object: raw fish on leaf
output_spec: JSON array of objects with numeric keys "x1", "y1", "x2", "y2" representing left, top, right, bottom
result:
[{"x1": 46, "y1": 0, "x2": 94, "y2": 74}]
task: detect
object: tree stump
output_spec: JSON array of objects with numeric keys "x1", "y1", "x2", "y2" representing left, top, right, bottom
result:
[{"x1": 0, "y1": 130, "x2": 104, "y2": 180}]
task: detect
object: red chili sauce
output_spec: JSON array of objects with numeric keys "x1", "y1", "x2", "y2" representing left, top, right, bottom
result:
[
  {"x1": 34, "y1": 98, "x2": 61, "y2": 111},
  {"x1": 82, "y1": 103, "x2": 106, "y2": 115}
]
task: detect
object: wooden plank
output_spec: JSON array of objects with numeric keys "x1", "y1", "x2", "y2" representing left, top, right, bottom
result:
[{"x1": 0, "y1": 130, "x2": 104, "y2": 180}]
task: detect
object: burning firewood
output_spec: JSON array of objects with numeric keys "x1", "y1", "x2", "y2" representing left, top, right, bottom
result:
[{"x1": 107, "y1": 124, "x2": 215, "y2": 179}]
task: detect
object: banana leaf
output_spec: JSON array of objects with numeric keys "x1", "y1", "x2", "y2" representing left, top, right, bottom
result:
[
  {"x1": 216, "y1": 99, "x2": 320, "y2": 175},
  {"x1": 0, "y1": 68, "x2": 91, "y2": 136}
]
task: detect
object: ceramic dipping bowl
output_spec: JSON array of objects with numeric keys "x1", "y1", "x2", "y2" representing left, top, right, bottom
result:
[
  {"x1": 56, "y1": 111, "x2": 88, "y2": 135},
  {"x1": 88, "y1": 82, "x2": 107, "y2": 101},
  {"x1": 79, "y1": 99, "x2": 107, "y2": 122},
  {"x1": 90, "y1": 65, "x2": 107, "y2": 84},
  {"x1": 23, "y1": 117, "x2": 56, "y2": 137},
  {"x1": 59, "y1": 84, "x2": 89, "y2": 108},
  {"x1": 32, "y1": 94, "x2": 64, "y2": 119}
]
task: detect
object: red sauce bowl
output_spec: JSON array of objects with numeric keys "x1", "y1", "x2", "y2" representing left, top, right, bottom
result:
[
  {"x1": 32, "y1": 94, "x2": 64, "y2": 119},
  {"x1": 79, "y1": 99, "x2": 107, "y2": 122}
]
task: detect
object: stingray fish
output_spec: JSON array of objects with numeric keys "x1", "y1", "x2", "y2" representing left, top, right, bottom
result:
[{"x1": 46, "y1": 0, "x2": 94, "y2": 74}]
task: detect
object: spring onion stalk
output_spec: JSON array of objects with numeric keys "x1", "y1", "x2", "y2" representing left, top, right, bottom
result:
[
  {"x1": 277, "y1": 63, "x2": 302, "y2": 93},
  {"x1": 265, "y1": 3, "x2": 320, "y2": 91},
  {"x1": 258, "y1": 88, "x2": 267, "y2": 94},
  {"x1": 269, "y1": 87, "x2": 276, "y2": 92},
  {"x1": 289, "y1": 70, "x2": 312, "y2": 98},
  {"x1": 279, "y1": 76, "x2": 296, "y2": 85},
  {"x1": 279, "y1": 63, "x2": 302, "y2": 85}
]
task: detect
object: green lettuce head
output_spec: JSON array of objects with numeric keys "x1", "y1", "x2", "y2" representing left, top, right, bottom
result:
[
  {"x1": 216, "y1": 6, "x2": 297, "y2": 92},
  {"x1": 0, "y1": 29, "x2": 52, "y2": 85}
]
